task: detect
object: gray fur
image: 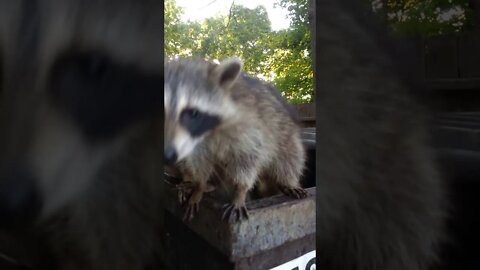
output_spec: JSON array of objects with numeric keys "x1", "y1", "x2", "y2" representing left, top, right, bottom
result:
[
  {"x1": 0, "y1": 0, "x2": 165, "y2": 269},
  {"x1": 164, "y1": 58, "x2": 307, "y2": 221},
  {"x1": 315, "y1": 0, "x2": 447, "y2": 269}
]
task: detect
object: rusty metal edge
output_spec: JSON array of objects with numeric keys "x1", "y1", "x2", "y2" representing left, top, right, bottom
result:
[{"x1": 163, "y1": 175, "x2": 316, "y2": 260}]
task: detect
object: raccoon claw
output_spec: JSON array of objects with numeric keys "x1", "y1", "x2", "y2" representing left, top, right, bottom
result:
[
  {"x1": 180, "y1": 184, "x2": 204, "y2": 221},
  {"x1": 222, "y1": 204, "x2": 249, "y2": 223},
  {"x1": 178, "y1": 191, "x2": 189, "y2": 206},
  {"x1": 280, "y1": 186, "x2": 308, "y2": 199},
  {"x1": 183, "y1": 202, "x2": 200, "y2": 222},
  {"x1": 176, "y1": 181, "x2": 196, "y2": 205}
]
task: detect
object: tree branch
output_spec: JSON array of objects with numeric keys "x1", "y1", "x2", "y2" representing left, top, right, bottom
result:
[
  {"x1": 226, "y1": 0, "x2": 236, "y2": 29},
  {"x1": 201, "y1": 0, "x2": 218, "y2": 9}
]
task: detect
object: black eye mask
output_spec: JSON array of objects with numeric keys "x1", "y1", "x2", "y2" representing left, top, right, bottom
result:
[
  {"x1": 49, "y1": 50, "x2": 163, "y2": 142},
  {"x1": 179, "y1": 108, "x2": 221, "y2": 138}
]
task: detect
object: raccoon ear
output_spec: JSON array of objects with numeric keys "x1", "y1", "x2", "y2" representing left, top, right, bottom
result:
[{"x1": 209, "y1": 57, "x2": 242, "y2": 91}]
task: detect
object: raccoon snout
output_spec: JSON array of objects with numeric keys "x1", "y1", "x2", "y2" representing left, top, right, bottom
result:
[
  {"x1": 164, "y1": 145, "x2": 178, "y2": 165},
  {"x1": 0, "y1": 167, "x2": 41, "y2": 228}
]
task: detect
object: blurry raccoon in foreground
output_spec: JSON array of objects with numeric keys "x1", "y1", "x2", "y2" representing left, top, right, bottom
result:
[
  {"x1": 0, "y1": 0, "x2": 164, "y2": 269},
  {"x1": 315, "y1": 0, "x2": 448, "y2": 269}
]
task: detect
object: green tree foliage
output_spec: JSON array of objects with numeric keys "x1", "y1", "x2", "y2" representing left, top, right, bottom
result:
[
  {"x1": 164, "y1": 0, "x2": 184, "y2": 56},
  {"x1": 192, "y1": 5, "x2": 272, "y2": 76},
  {"x1": 270, "y1": 0, "x2": 313, "y2": 103},
  {"x1": 165, "y1": 0, "x2": 475, "y2": 103},
  {"x1": 164, "y1": 0, "x2": 314, "y2": 104}
]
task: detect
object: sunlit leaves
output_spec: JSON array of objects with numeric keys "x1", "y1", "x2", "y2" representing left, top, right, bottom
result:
[
  {"x1": 165, "y1": 0, "x2": 184, "y2": 56},
  {"x1": 165, "y1": 0, "x2": 314, "y2": 104}
]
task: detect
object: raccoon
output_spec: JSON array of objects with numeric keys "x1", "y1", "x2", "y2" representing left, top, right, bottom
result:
[
  {"x1": 164, "y1": 58, "x2": 308, "y2": 222},
  {"x1": 314, "y1": 0, "x2": 447, "y2": 269},
  {"x1": 0, "y1": 1, "x2": 165, "y2": 269}
]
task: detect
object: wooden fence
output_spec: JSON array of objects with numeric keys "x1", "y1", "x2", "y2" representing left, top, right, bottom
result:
[{"x1": 422, "y1": 32, "x2": 480, "y2": 90}]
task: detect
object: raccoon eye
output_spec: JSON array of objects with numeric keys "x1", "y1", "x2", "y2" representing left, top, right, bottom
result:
[
  {"x1": 49, "y1": 50, "x2": 163, "y2": 141},
  {"x1": 185, "y1": 109, "x2": 199, "y2": 119},
  {"x1": 180, "y1": 108, "x2": 221, "y2": 138}
]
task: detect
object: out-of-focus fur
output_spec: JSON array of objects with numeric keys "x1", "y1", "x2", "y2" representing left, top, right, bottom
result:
[
  {"x1": 315, "y1": 0, "x2": 447, "y2": 269},
  {"x1": 0, "y1": 1, "x2": 164, "y2": 269}
]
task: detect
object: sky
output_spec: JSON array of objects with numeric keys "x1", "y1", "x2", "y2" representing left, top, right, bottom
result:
[{"x1": 175, "y1": 0, "x2": 292, "y2": 31}]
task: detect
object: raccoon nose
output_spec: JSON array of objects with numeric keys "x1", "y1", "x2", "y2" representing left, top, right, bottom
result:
[
  {"x1": 164, "y1": 146, "x2": 178, "y2": 165},
  {"x1": 0, "y1": 167, "x2": 41, "y2": 228}
]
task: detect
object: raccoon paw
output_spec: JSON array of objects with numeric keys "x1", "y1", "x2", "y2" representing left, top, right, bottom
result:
[
  {"x1": 182, "y1": 187, "x2": 205, "y2": 221},
  {"x1": 222, "y1": 203, "x2": 249, "y2": 223},
  {"x1": 176, "y1": 181, "x2": 196, "y2": 205},
  {"x1": 183, "y1": 201, "x2": 200, "y2": 222},
  {"x1": 280, "y1": 186, "x2": 308, "y2": 199}
]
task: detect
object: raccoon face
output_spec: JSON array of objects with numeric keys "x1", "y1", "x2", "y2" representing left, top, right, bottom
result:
[
  {"x1": 164, "y1": 58, "x2": 242, "y2": 164},
  {"x1": 0, "y1": 0, "x2": 163, "y2": 226}
]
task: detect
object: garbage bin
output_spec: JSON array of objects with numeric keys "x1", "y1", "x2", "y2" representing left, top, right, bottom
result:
[{"x1": 163, "y1": 128, "x2": 316, "y2": 270}]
